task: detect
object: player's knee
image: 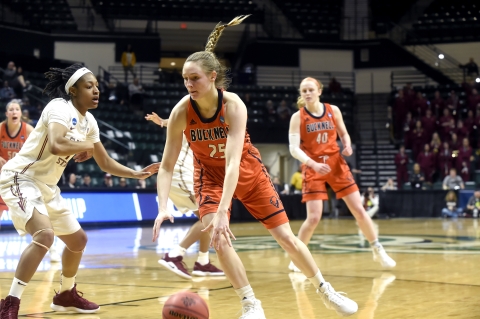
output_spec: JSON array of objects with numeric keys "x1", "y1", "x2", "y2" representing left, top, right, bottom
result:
[
  {"x1": 275, "y1": 232, "x2": 297, "y2": 252},
  {"x1": 32, "y1": 229, "x2": 55, "y2": 248},
  {"x1": 67, "y1": 230, "x2": 88, "y2": 251},
  {"x1": 306, "y1": 213, "x2": 321, "y2": 226}
]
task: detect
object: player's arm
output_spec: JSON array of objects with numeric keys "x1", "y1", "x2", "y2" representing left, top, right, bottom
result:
[
  {"x1": 25, "y1": 123, "x2": 34, "y2": 136},
  {"x1": 332, "y1": 105, "x2": 352, "y2": 156},
  {"x1": 145, "y1": 112, "x2": 168, "y2": 127},
  {"x1": 152, "y1": 96, "x2": 188, "y2": 241},
  {"x1": 0, "y1": 122, "x2": 6, "y2": 168},
  {"x1": 92, "y1": 141, "x2": 158, "y2": 179},
  {"x1": 47, "y1": 123, "x2": 93, "y2": 156}
]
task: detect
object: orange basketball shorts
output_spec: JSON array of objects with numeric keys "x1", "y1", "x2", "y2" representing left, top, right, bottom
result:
[
  {"x1": 194, "y1": 147, "x2": 289, "y2": 229},
  {"x1": 302, "y1": 152, "x2": 359, "y2": 202}
]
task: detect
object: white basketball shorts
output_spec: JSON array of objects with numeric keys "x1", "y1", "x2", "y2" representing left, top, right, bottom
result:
[{"x1": 169, "y1": 164, "x2": 198, "y2": 214}]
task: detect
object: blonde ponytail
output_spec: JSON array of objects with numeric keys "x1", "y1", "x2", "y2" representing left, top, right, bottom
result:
[
  {"x1": 297, "y1": 96, "x2": 305, "y2": 109},
  {"x1": 186, "y1": 15, "x2": 250, "y2": 89}
]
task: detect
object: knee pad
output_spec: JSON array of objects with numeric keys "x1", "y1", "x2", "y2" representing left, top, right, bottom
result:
[{"x1": 31, "y1": 228, "x2": 54, "y2": 251}]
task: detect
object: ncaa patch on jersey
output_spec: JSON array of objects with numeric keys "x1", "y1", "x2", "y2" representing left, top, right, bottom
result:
[
  {"x1": 72, "y1": 118, "x2": 77, "y2": 125},
  {"x1": 219, "y1": 116, "x2": 225, "y2": 123}
]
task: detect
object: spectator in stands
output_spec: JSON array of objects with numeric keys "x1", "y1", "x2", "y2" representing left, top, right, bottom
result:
[
  {"x1": 360, "y1": 188, "x2": 379, "y2": 218},
  {"x1": 443, "y1": 167, "x2": 464, "y2": 190},
  {"x1": 121, "y1": 44, "x2": 136, "y2": 83},
  {"x1": 117, "y1": 177, "x2": 128, "y2": 188},
  {"x1": 430, "y1": 90, "x2": 445, "y2": 117},
  {"x1": 0, "y1": 81, "x2": 16, "y2": 101},
  {"x1": 67, "y1": 173, "x2": 77, "y2": 188},
  {"x1": 97, "y1": 74, "x2": 115, "y2": 101},
  {"x1": 277, "y1": 99, "x2": 291, "y2": 123},
  {"x1": 394, "y1": 145, "x2": 409, "y2": 189},
  {"x1": 449, "y1": 132, "x2": 460, "y2": 152},
  {"x1": 441, "y1": 191, "x2": 463, "y2": 218},
  {"x1": 457, "y1": 137, "x2": 474, "y2": 168},
  {"x1": 438, "y1": 141, "x2": 454, "y2": 178},
  {"x1": 128, "y1": 77, "x2": 145, "y2": 113},
  {"x1": 459, "y1": 58, "x2": 479, "y2": 79},
  {"x1": 243, "y1": 93, "x2": 252, "y2": 108},
  {"x1": 417, "y1": 143, "x2": 435, "y2": 184},
  {"x1": 446, "y1": 91, "x2": 459, "y2": 117},
  {"x1": 455, "y1": 119, "x2": 469, "y2": 142},
  {"x1": 464, "y1": 110, "x2": 475, "y2": 132},
  {"x1": 403, "y1": 112, "x2": 415, "y2": 148},
  {"x1": 381, "y1": 178, "x2": 397, "y2": 191},
  {"x1": 413, "y1": 92, "x2": 428, "y2": 117},
  {"x1": 272, "y1": 176, "x2": 287, "y2": 194},
  {"x1": 439, "y1": 108, "x2": 454, "y2": 140},
  {"x1": 265, "y1": 100, "x2": 276, "y2": 123},
  {"x1": 290, "y1": 166, "x2": 303, "y2": 194},
  {"x1": 467, "y1": 88, "x2": 480, "y2": 112},
  {"x1": 2, "y1": 62, "x2": 27, "y2": 97},
  {"x1": 81, "y1": 174, "x2": 92, "y2": 188},
  {"x1": 412, "y1": 120, "x2": 426, "y2": 159},
  {"x1": 430, "y1": 132, "x2": 442, "y2": 154},
  {"x1": 136, "y1": 179, "x2": 147, "y2": 189},
  {"x1": 102, "y1": 173, "x2": 114, "y2": 188},
  {"x1": 393, "y1": 90, "x2": 408, "y2": 140},
  {"x1": 421, "y1": 108, "x2": 436, "y2": 139},
  {"x1": 410, "y1": 163, "x2": 425, "y2": 190},
  {"x1": 465, "y1": 190, "x2": 480, "y2": 218},
  {"x1": 328, "y1": 77, "x2": 342, "y2": 94},
  {"x1": 21, "y1": 109, "x2": 33, "y2": 126},
  {"x1": 460, "y1": 160, "x2": 471, "y2": 182},
  {"x1": 403, "y1": 82, "x2": 415, "y2": 105}
]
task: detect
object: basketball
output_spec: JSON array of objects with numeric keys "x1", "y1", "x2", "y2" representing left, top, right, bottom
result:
[{"x1": 162, "y1": 291, "x2": 209, "y2": 319}]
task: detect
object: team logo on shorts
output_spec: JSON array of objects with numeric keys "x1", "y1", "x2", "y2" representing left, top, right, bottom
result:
[
  {"x1": 270, "y1": 196, "x2": 279, "y2": 208},
  {"x1": 219, "y1": 116, "x2": 225, "y2": 124}
]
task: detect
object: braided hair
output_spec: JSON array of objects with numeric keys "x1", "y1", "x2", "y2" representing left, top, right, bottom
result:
[
  {"x1": 186, "y1": 15, "x2": 250, "y2": 90},
  {"x1": 43, "y1": 63, "x2": 84, "y2": 101}
]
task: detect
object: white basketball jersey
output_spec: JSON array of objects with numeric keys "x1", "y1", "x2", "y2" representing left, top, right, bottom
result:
[
  {"x1": 2, "y1": 98, "x2": 100, "y2": 185},
  {"x1": 175, "y1": 135, "x2": 193, "y2": 174}
]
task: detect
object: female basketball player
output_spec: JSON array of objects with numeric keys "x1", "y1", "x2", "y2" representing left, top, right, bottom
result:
[
  {"x1": 0, "y1": 63, "x2": 159, "y2": 318},
  {"x1": 151, "y1": 16, "x2": 358, "y2": 318},
  {"x1": 287, "y1": 77, "x2": 396, "y2": 272},
  {"x1": 0, "y1": 101, "x2": 61, "y2": 263},
  {"x1": 146, "y1": 113, "x2": 224, "y2": 279}
]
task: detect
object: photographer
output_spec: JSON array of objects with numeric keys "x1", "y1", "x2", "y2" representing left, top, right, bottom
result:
[
  {"x1": 465, "y1": 190, "x2": 480, "y2": 218},
  {"x1": 360, "y1": 187, "x2": 379, "y2": 218}
]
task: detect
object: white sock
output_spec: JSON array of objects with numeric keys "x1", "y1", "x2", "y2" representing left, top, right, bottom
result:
[
  {"x1": 235, "y1": 285, "x2": 255, "y2": 301},
  {"x1": 197, "y1": 251, "x2": 209, "y2": 265},
  {"x1": 307, "y1": 270, "x2": 325, "y2": 289},
  {"x1": 60, "y1": 274, "x2": 75, "y2": 293},
  {"x1": 370, "y1": 239, "x2": 382, "y2": 248},
  {"x1": 9, "y1": 277, "x2": 27, "y2": 299},
  {"x1": 168, "y1": 245, "x2": 187, "y2": 258}
]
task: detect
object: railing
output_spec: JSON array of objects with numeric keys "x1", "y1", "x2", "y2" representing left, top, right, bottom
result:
[
  {"x1": 106, "y1": 65, "x2": 160, "y2": 84},
  {"x1": 256, "y1": 69, "x2": 355, "y2": 90},
  {"x1": 390, "y1": 70, "x2": 439, "y2": 89}
]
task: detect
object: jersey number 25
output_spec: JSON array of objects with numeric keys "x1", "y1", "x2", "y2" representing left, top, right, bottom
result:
[{"x1": 209, "y1": 143, "x2": 226, "y2": 158}]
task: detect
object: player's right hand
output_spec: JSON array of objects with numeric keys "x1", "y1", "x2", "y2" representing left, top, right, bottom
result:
[
  {"x1": 152, "y1": 209, "x2": 174, "y2": 242},
  {"x1": 145, "y1": 112, "x2": 167, "y2": 127},
  {"x1": 311, "y1": 162, "x2": 331, "y2": 175}
]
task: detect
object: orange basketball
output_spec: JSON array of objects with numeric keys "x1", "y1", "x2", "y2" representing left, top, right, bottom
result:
[{"x1": 162, "y1": 291, "x2": 209, "y2": 319}]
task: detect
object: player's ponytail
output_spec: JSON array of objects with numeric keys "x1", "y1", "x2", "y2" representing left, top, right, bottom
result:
[
  {"x1": 186, "y1": 15, "x2": 250, "y2": 90},
  {"x1": 297, "y1": 77, "x2": 324, "y2": 108},
  {"x1": 43, "y1": 63, "x2": 84, "y2": 101}
]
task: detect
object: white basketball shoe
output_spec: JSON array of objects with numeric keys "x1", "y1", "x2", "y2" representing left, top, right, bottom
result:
[
  {"x1": 49, "y1": 247, "x2": 61, "y2": 263},
  {"x1": 239, "y1": 298, "x2": 266, "y2": 319},
  {"x1": 372, "y1": 245, "x2": 396, "y2": 269},
  {"x1": 317, "y1": 282, "x2": 358, "y2": 317},
  {"x1": 288, "y1": 261, "x2": 301, "y2": 273}
]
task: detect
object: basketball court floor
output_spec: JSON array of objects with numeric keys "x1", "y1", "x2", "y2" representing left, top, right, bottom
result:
[{"x1": 0, "y1": 218, "x2": 479, "y2": 318}]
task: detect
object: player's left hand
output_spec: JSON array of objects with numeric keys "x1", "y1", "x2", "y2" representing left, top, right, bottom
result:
[
  {"x1": 73, "y1": 150, "x2": 93, "y2": 163},
  {"x1": 152, "y1": 209, "x2": 174, "y2": 242},
  {"x1": 203, "y1": 210, "x2": 236, "y2": 250},
  {"x1": 145, "y1": 112, "x2": 167, "y2": 127},
  {"x1": 342, "y1": 146, "x2": 353, "y2": 157},
  {"x1": 133, "y1": 162, "x2": 160, "y2": 179}
]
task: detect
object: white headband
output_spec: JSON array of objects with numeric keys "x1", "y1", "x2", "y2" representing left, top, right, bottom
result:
[{"x1": 64, "y1": 67, "x2": 93, "y2": 94}]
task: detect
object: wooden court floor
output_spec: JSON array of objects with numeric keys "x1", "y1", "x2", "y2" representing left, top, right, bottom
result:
[{"x1": 1, "y1": 218, "x2": 479, "y2": 318}]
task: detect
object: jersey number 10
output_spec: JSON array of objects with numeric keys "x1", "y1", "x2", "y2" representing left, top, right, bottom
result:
[{"x1": 316, "y1": 132, "x2": 328, "y2": 144}]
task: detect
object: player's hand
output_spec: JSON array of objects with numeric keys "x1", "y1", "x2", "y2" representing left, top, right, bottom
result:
[
  {"x1": 133, "y1": 163, "x2": 160, "y2": 179},
  {"x1": 342, "y1": 146, "x2": 353, "y2": 157},
  {"x1": 311, "y1": 162, "x2": 331, "y2": 175},
  {"x1": 0, "y1": 157, "x2": 7, "y2": 168},
  {"x1": 73, "y1": 150, "x2": 93, "y2": 163},
  {"x1": 145, "y1": 112, "x2": 168, "y2": 127},
  {"x1": 202, "y1": 210, "x2": 236, "y2": 250},
  {"x1": 152, "y1": 209, "x2": 174, "y2": 242}
]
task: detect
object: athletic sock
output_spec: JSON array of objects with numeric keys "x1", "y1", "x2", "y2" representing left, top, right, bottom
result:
[
  {"x1": 235, "y1": 285, "x2": 255, "y2": 301},
  {"x1": 370, "y1": 239, "x2": 382, "y2": 248},
  {"x1": 168, "y1": 245, "x2": 187, "y2": 258},
  {"x1": 197, "y1": 251, "x2": 209, "y2": 265},
  {"x1": 307, "y1": 270, "x2": 326, "y2": 289},
  {"x1": 8, "y1": 277, "x2": 27, "y2": 299},
  {"x1": 60, "y1": 274, "x2": 75, "y2": 293}
]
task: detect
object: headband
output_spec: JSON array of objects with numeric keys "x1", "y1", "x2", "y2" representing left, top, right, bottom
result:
[{"x1": 64, "y1": 67, "x2": 93, "y2": 94}]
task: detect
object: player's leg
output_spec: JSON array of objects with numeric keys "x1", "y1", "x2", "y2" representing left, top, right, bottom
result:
[
  {"x1": 342, "y1": 192, "x2": 396, "y2": 268},
  {"x1": 48, "y1": 237, "x2": 61, "y2": 263}
]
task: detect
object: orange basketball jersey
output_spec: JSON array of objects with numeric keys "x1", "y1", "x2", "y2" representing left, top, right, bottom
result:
[
  {"x1": 185, "y1": 90, "x2": 252, "y2": 166},
  {"x1": 299, "y1": 103, "x2": 339, "y2": 160},
  {"x1": 0, "y1": 121, "x2": 28, "y2": 161}
]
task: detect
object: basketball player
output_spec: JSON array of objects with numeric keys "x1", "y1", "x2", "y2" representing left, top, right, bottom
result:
[
  {"x1": 152, "y1": 16, "x2": 358, "y2": 318},
  {"x1": 0, "y1": 63, "x2": 159, "y2": 318},
  {"x1": 0, "y1": 100, "x2": 61, "y2": 263},
  {"x1": 145, "y1": 112, "x2": 224, "y2": 279},
  {"x1": 287, "y1": 77, "x2": 396, "y2": 272}
]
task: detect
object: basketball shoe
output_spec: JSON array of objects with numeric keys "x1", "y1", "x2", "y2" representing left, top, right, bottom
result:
[
  {"x1": 317, "y1": 282, "x2": 358, "y2": 316},
  {"x1": 158, "y1": 253, "x2": 191, "y2": 279},
  {"x1": 0, "y1": 295, "x2": 20, "y2": 319},
  {"x1": 288, "y1": 261, "x2": 301, "y2": 273},
  {"x1": 372, "y1": 245, "x2": 396, "y2": 269},
  {"x1": 239, "y1": 298, "x2": 266, "y2": 319},
  {"x1": 49, "y1": 247, "x2": 61, "y2": 263},
  {"x1": 192, "y1": 261, "x2": 224, "y2": 277},
  {"x1": 50, "y1": 284, "x2": 100, "y2": 313}
]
